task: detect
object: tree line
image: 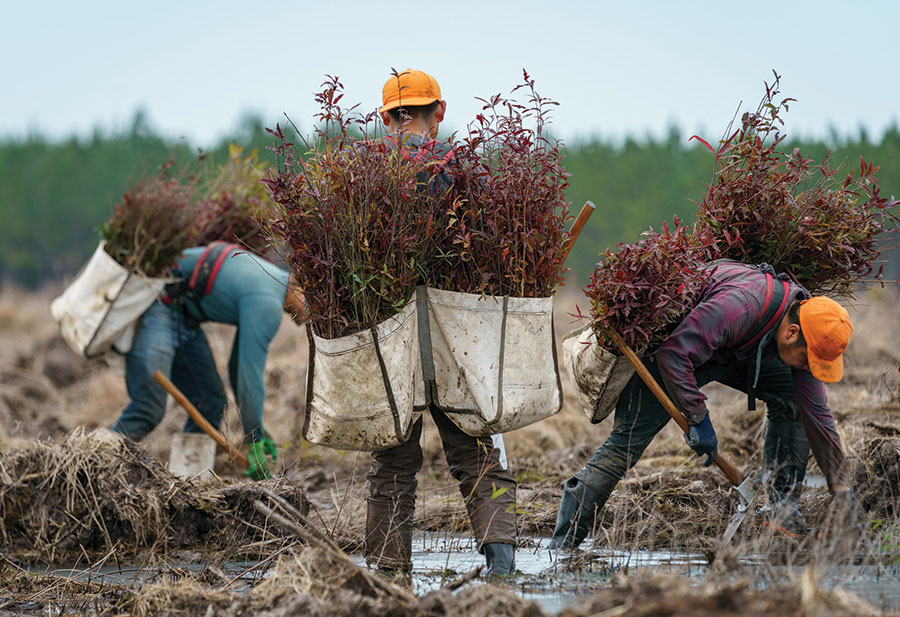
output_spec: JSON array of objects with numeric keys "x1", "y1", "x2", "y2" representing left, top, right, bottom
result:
[{"x1": 1, "y1": 113, "x2": 898, "y2": 289}]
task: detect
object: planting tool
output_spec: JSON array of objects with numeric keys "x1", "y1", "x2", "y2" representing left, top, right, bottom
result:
[
  {"x1": 605, "y1": 330, "x2": 760, "y2": 538},
  {"x1": 152, "y1": 370, "x2": 249, "y2": 469},
  {"x1": 561, "y1": 201, "x2": 596, "y2": 262}
]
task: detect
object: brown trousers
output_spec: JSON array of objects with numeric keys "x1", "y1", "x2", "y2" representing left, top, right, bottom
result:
[{"x1": 364, "y1": 406, "x2": 517, "y2": 570}]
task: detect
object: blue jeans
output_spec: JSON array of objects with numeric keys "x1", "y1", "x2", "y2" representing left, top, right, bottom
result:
[
  {"x1": 551, "y1": 355, "x2": 809, "y2": 548},
  {"x1": 111, "y1": 301, "x2": 227, "y2": 441}
]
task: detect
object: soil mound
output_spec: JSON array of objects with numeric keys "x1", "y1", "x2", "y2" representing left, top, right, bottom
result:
[{"x1": 0, "y1": 428, "x2": 308, "y2": 561}]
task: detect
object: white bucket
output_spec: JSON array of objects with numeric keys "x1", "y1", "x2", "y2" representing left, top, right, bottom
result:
[
  {"x1": 168, "y1": 432, "x2": 217, "y2": 479},
  {"x1": 424, "y1": 287, "x2": 561, "y2": 436},
  {"x1": 561, "y1": 323, "x2": 635, "y2": 424},
  {"x1": 302, "y1": 298, "x2": 426, "y2": 451},
  {"x1": 50, "y1": 242, "x2": 167, "y2": 358}
]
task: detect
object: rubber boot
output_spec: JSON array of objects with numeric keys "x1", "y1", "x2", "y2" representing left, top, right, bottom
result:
[
  {"x1": 365, "y1": 498, "x2": 413, "y2": 572},
  {"x1": 168, "y1": 432, "x2": 216, "y2": 478},
  {"x1": 483, "y1": 542, "x2": 515, "y2": 575},
  {"x1": 548, "y1": 473, "x2": 613, "y2": 550}
]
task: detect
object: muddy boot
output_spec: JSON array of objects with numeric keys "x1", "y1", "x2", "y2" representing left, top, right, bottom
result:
[
  {"x1": 483, "y1": 542, "x2": 515, "y2": 575},
  {"x1": 548, "y1": 472, "x2": 614, "y2": 550},
  {"x1": 365, "y1": 498, "x2": 413, "y2": 572},
  {"x1": 168, "y1": 432, "x2": 216, "y2": 479}
]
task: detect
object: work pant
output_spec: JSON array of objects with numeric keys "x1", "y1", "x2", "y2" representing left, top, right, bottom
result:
[
  {"x1": 552, "y1": 355, "x2": 809, "y2": 549},
  {"x1": 365, "y1": 406, "x2": 517, "y2": 571},
  {"x1": 111, "y1": 301, "x2": 227, "y2": 441}
]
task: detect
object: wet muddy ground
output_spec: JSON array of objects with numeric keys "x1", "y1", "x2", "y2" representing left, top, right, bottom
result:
[{"x1": 2, "y1": 288, "x2": 900, "y2": 615}]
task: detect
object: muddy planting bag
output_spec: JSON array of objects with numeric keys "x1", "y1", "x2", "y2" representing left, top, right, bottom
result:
[
  {"x1": 562, "y1": 323, "x2": 635, "y2": 424},
  {"x1": 302, "y1": 299, "x2": 426, "y2": 451},
  {"x1": 50, "y1": 242, "x2": 168, "y2": 358},
  {"x1": 422, "y1": 287, "x2": 562, "y2": 436}
]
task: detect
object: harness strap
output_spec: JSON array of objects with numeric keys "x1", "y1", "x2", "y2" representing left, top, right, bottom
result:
[
  {"x1": 161, "y1": 242, "x2": 240, "y2": 325},
  {"x1": 739, "y1": 271, "x2": 792, "y2": 410}
]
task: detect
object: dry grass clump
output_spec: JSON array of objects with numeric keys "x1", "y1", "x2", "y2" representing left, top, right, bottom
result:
[
  {"x1": 98, "y1": 162, "x2": 199, "y2": 277},
  {"x1": 0, "y1": 563, "x2": 125, "y2": 615},
  {"x1": 0, "y1": 428, "x2": 198, "y2": 558},
  {"x1": 853, "y1": 437, "x2": 900, "y2": 518},
  {"x1": 0, "y1": 428, "x2": 308, "y2": 561},
  {"x1": 561, "y1": 570, "x2": 885, "y2": 617}
]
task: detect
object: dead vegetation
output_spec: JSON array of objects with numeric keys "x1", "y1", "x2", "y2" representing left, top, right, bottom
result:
[
  {"x1": 2, "y1": 547, "x2": 894, "y2": 616},
  {"x1": 0, "y1": 287, "x2": 899, "y2": 614},
  {"x1": 0, "y1": 428, "x2": 309, "y2": 562}
]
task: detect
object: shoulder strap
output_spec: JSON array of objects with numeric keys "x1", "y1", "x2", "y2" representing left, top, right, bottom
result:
[
  {"x1": 734, "y1": 272, "x2": 791, "y2": 351},
  {"x1": 188, "y1": 242, "x2": 240, "y2": 297}
]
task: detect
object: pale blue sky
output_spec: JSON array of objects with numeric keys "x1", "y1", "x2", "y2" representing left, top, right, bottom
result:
[{"x1": 2, "y1": 0, "x2": 897, "y2": 147}]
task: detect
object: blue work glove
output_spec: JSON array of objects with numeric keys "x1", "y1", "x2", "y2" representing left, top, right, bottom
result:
[
  {"x1": 245, "y1": 436, "x2": 278, "y2": 481},
  {"x1": 684, "y1": 415, "x2": 718, "y2": 467}
]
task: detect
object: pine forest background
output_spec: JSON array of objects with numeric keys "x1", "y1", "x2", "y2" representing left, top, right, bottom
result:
[{"x1": 2, "y1": 111, "x2": 899, "y2": 290}]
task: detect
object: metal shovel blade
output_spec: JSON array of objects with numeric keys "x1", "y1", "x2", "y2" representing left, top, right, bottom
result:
[{"x1": 720, "y1": 478, "x2": 761, "y2": 545}]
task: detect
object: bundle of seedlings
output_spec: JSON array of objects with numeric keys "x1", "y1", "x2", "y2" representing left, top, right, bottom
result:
[
  {"x1": 568, "y1": 73, "x2": 896, "y2": 425},
  {"x1": 0, "y1": 428, "x2": 308, "y2": 561},
  {"x1": 264, "y1": 76, "x2": 437, "y2": 340},
  {"x1": 99, "y1": 161, "x2": 198, "y2": 277},
  {"x1": 417, "y1": 71, "x2": 571, "y2": 436},
  {"x1": 51, "y1": 162, "x2": 199, "y2": 358},
  {"x1": 585, "y1": 216, "x2": 711, "y2": 350},
  {"x1": 195, "y1": 145, "x2": 277, "y2": 256},
  {"x1": 432, "y1": 70, "x2": 570, "y2": 297},
  {"x1": 564, "y1": 217, "x2": 711, "y2": 425},
  {"x1": 264, "y1": 76, "x2": 443, "y2": 451},
  {"x1": 693, "y1": 72, "x2": 898, "y2": 297}
]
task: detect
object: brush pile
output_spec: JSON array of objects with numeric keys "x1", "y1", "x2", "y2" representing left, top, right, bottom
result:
[
  {"x1": 195, "y1": 145, "x2": 277, "y2": 256},
  {"x1": 0, "y1": 428, "x2": 308, "y2": 561},
  {"x1": 98, "y1": 162, "x2": 198, "y2": 277}
]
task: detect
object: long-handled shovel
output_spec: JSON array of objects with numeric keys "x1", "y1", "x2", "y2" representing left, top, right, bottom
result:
[
  {"x1": 604, "y1": 330, "x2": 760, "y2": 543},
  {"x1": 152, "y1": 370, "x2": 250, "y2": 470},
  {"x1": 562, "y1": 201, "x2": 596, "y2": 262}
]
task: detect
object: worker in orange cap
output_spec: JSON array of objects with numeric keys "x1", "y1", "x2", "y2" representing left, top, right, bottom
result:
[
  {"x1": 551, "y1": 260, "x2": 862, "y2": 550},
  {"x1": 364, "y1": 69, "x2": 517, "y2": 576}
]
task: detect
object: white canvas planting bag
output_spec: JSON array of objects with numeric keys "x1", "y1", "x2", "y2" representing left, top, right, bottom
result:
[
  {"x1": 421, "y1": 287, "x2": 562, "y2": 436},
  {"x1": 561, "y1": 323, "x2": 635, "y2": 424},
  {"x1": 50, "y1": 243, "x2": 168, "y2": 358},
  {"x1": 302, "y1": 298, "x2": 426, "y2": 451}
]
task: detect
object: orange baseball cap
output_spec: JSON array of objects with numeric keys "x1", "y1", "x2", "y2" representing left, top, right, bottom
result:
[
  {"x1": 798, "y1": 296, "x2": 853, "y2": 383},
  {"x1": 380, "y1": 69, "x2": 441, "y2": 113}
]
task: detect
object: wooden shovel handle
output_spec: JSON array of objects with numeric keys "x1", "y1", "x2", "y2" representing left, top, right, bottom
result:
[
  {"x1": 605, "y1": 330, "x2": 745, "y2": 487},
  {"x1": 152, "y1": 370, "x2": 249, "y2": 469},
  {"x1": 561, "y1": 201, "x2": 596, "y2": 262}
]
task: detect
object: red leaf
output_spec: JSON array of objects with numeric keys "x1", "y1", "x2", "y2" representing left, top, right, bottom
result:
[{"x1": 689, "y1": 135, "x2": 715, "y2": 153}]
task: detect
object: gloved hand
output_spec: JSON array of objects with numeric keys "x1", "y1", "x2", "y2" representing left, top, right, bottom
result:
[
  {"x1": 245, "y1": 436, "x2": 278, "y2": 481},
  {"x1": 684, "y1": 415, "x2": 718, "y2": 467}
]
